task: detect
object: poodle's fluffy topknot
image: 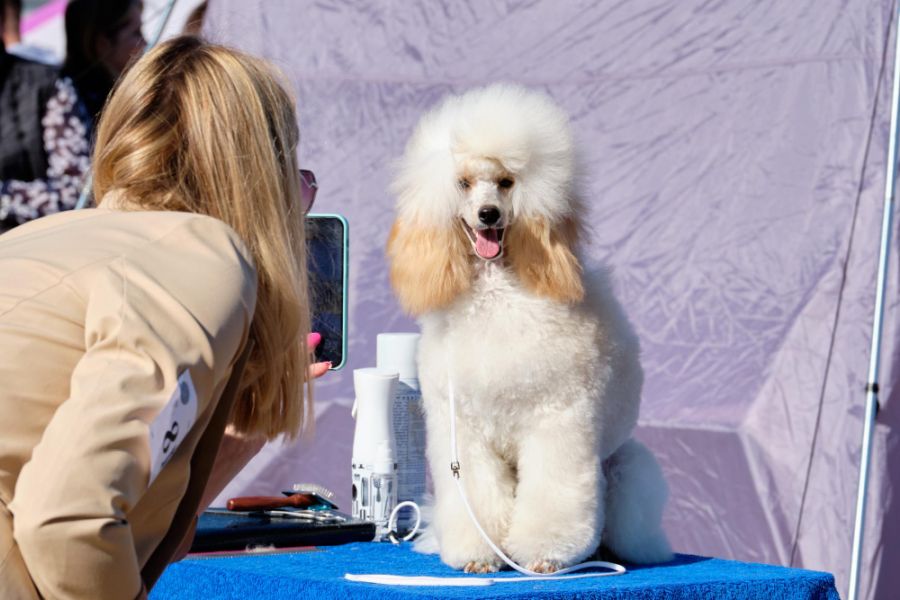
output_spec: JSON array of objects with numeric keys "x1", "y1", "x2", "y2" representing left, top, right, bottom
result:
[{"x1": 393, "y1": 84, "x2": 577, "y2": 227}]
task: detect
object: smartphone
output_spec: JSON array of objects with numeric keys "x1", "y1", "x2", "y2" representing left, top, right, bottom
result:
[{"x1": 305, "y1": 214, "x2": 349, "y2": 370}]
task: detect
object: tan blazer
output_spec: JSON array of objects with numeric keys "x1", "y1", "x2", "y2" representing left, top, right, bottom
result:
[{"x1": 0, "y1": 196, "x2": 257, "y2": 599}]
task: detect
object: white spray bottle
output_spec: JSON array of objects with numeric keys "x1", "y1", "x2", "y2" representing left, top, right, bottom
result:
[
  {"x1": 376, "y1": 333, "x2": 426, "y2": 533},
  {"x1": 351, "y1": 367, "x2": 399, "y2": 540}
]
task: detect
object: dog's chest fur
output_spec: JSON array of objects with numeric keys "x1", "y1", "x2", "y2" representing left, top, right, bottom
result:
[{"x1": 417, "y1": 262, "x2": 607, "y2": 434}]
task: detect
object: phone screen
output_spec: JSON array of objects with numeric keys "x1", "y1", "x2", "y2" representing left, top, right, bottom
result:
[{"x1": 305, "y1": 214, "x2": 348, "y2": 369}]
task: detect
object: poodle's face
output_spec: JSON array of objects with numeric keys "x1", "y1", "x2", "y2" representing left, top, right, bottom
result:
[
  {"x1": 388, "y1": 84, "x2": 585, "y2": 316},
  {"x1": 456, "y1": 157, "x2": 515, "y2": 262}
]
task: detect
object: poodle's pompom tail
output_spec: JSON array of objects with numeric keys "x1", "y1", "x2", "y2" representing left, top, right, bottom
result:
[{"x1": 602, "y1": 439, "x2": 674, "y2": 564}]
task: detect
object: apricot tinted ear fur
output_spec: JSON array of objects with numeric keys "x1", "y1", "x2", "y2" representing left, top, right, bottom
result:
[
  {"x1": 506, "y1": 216, "x2": 584, "y2": 304},
  {"x1": 386, "y1": 218, "x2": 473, "y2": 315}
]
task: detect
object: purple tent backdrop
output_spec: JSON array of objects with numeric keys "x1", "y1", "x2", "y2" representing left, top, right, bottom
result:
[{"x1": 202, "y1": 2, "x2": 900, "y2": 598}]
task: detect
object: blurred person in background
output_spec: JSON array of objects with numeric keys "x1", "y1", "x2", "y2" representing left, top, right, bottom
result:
[
  {"x1": 62, "y1": 0, "x2": 145, "y2": 133},
  {"x1": 0, "y1": 0, "x2": 144, "y2": 232}
]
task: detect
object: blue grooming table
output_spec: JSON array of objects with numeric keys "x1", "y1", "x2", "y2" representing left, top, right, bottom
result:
[{"x1": 149, "y1": 542, "x2": 839, "y2": 599}]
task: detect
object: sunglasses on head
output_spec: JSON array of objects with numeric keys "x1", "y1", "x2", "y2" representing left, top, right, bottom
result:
[{"x1": 299, "y1": 169, "x2": 318, "y2": 214}]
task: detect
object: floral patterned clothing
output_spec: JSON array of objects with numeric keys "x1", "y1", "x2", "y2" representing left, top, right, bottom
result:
[{"x1": 0, "y1": 77, "x2": 91, "y2": 230}]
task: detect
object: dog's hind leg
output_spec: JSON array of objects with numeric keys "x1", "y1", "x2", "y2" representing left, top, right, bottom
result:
[{"x1": 602, "y1": 438, "x2": 673, "y2": 564}]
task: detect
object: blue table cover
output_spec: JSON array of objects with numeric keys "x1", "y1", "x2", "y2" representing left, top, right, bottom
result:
[{"x1": 150, "y1": 542, "x2": 840, "y2": 599}]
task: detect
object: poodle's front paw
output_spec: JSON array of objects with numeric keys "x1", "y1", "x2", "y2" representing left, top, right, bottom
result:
[
  {"x1": 464, "y1": 559, "x2": 501, "y2": 573},
  {"x1": 504, "y1": 534, "x2": 568, "y2": 571},
  {"x1": 526, "y1": 558, "x2": 563, "y2": 574},
  {"x1": 504, "y1": 517, "x2": 598, "y2": 572},
  {"x1": 442, "y1": 549, "x2": 502, "y2": 573}
]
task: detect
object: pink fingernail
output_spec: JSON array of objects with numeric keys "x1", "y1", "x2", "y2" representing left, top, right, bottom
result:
[{"x1": 308, "y1": 332, "x2": 322, "y2": 346}]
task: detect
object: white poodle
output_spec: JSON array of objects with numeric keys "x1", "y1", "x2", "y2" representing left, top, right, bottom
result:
[{"x1": 387, "y1": 84, "x2": 672, "y2": 574}]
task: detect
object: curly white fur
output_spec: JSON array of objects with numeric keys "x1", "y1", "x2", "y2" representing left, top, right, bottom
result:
[
  {"x1": 388, "y1": 84, "x2": 672, "y2": 573},
  {"x1": 393, "y1": 84, "x2": 576, "y2": 227}
]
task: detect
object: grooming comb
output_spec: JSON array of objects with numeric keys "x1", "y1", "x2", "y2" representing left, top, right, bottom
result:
[{"x1": 290, "y1": 483, "x2": 336, "y2": 500}]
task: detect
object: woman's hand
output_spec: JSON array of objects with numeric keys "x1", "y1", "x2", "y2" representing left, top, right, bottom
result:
[{"x1": 307, "y1": 332, "x2": 331, "y2": 379}]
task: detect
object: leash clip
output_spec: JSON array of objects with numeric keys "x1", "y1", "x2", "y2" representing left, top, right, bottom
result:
[{"x1": 450, "y1": 461, "x2": 461, "y2": 479}]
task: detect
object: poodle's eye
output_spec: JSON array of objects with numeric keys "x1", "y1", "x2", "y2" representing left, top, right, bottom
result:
[
  {"x1": 498, "y1": 178, "x2": 514, "y2": 189},
  {"x1": 458, "y1": 178, "x2": 471, "y2": 190}
]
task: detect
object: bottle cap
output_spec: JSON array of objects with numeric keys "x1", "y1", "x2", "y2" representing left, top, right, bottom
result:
[{"x1": 377, "y1": 333, "x2": 420, "y2": 382}]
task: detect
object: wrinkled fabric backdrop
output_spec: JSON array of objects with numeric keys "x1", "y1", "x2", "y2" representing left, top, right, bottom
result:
[{"x1": 203, "y1": 2, "x2": 900, "y2": 598}]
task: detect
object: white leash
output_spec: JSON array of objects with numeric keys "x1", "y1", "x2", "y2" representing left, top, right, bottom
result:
[{"x1": 345, "y1": 371, "x2": 626, "y2": 586}]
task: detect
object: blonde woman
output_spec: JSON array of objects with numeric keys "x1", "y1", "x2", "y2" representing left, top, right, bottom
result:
[{"x1": 0, "y1": 36, "x2": 326, "y2": 599}]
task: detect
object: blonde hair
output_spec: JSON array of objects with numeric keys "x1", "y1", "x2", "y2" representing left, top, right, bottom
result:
[{"x1": 93, "y1": 36, "x2": 312, "y2": 440}]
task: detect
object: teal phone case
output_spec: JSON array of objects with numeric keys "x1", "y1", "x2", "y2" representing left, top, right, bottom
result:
[{"x1": 306, "y1": 213, "x2": 349, "y2": 370}]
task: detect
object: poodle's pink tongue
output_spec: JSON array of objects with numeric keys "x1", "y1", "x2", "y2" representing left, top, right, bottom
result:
[{"x1": 475, "y1": 228, "x2": 501, "y2": 259}]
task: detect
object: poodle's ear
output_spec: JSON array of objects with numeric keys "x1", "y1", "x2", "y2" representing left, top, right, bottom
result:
[
  {"x1": 387, "y1": 218, "x2": 473, "y2": 316},
  {"x1": 507, "y1": 216, "x2": 584, "y2": 304}
]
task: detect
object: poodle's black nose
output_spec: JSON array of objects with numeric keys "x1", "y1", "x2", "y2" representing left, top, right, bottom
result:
[{"x1": 478, "y1": 206, "x2": 501, "y2": 226}]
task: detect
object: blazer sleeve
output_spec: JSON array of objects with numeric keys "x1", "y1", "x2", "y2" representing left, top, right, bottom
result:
[{"x1": 9, "y1": 216, "x2": 257, "y2": 599}]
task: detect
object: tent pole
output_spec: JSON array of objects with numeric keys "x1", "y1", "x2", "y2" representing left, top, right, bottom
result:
[
  {"x1": 74, "y1": 0, "x2": 179, "y2": 210},
  {"x1": 848, "y1": 2, "x2": 900, "y2": 598}
]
